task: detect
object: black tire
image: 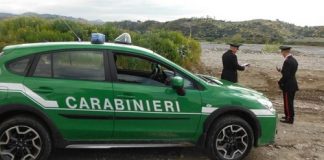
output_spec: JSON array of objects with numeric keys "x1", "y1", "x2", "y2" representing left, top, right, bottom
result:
[
  {"x1": 207, "y1": 116, "x2": 254, "y2": 160},
  {"x1": 0, "y1": 115, "x2": 51, "y2": 160}
]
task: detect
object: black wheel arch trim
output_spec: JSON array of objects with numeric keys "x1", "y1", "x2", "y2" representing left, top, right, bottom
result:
[
  {"x1": 198, "y1": 106, "x2": 261, "y2": 148},
  {"x1": 0, "y1": 104, "x2": 68, "y2": 148}
]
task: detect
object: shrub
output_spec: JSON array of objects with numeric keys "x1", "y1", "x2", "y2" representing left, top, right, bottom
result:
[
  {"x1": 0, "y1": 17, "x2": 201, "y2": 70},
  {"x1": 262, "y1": 43, "x2": 281, "y2": 53}
]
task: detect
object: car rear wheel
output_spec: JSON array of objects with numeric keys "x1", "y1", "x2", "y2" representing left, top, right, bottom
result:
[
  {"x1": 207, "y1": 116, "x2": 254, "y2": 160},
  {"x1": 0, "y1": 116, "x2": 51, "y2": 160}
]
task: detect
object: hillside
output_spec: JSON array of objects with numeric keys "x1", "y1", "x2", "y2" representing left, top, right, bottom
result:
[
  {"x1": 0, "y1": 13, "x2": 324, "y2": 45},
  {"x1": 108, "y1": 18, "x2": 324, "y2": 44},
  {"x1": 0, "y1": 12, "x2": 104, "y2": 24}
]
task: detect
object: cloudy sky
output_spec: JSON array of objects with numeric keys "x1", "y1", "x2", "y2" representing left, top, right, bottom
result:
[{"x1": 1, "y1": 0, "x2": 323, "y2": 26}]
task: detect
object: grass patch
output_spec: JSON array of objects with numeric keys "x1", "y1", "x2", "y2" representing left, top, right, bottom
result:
[{"x1": 262, "y1": 43, "x2": 281, "y2": 53}]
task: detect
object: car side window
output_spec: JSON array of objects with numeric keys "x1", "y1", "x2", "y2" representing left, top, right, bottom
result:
[
  {"x1": 32, "y1": 50, "x2": 105, "y2": 81},
  {"x1": 7, "y1": 57, "x2": 32, "y2": 75},
  {"x1": 114, "y1": 54, "x2": 194, "y2": 89},
  {"x1": 114, "y1": 54, "x2": 165, "y2": 86},
  {"x1": 53, "y1": 51, "x2": 105, "y2": 81},
  {"x1": 33, "y1": 54, "x2": 51, "y2": 77}
]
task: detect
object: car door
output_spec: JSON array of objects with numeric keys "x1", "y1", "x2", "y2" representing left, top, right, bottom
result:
[
  {"x1": 110, "y1": 52, "x2": 202, "y2": 140},
  {"x1": 23, "y1": 50, "x2": 115, "y2": 141}
]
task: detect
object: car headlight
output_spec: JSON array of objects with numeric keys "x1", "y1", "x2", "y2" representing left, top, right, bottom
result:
[{"x1": 257, "y1": 99, "x2": 275, "y2": 112}]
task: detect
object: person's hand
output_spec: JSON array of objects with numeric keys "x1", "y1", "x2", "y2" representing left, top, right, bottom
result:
[
  {"x1": 278, "y1": 81, "x2": 284, "y2": 90},
  {"x1": 243, "y1": 63, "x2": 250, "y2": 67},
  {"x1": 276, "y1": 66, "x2": 281, "y2": 72}
]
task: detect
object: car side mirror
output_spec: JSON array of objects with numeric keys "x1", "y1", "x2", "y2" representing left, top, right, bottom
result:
[{"x1": 171, "y1": 76, "x2": 185, "y2": 96}]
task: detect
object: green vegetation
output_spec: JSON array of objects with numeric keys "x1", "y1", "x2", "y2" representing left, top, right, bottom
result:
[
  {"x1": 108, "y1": 18, "x2": 324, "y2": 45},
  {"x1": 1, "y1": 13, "x2": 323, "y2": 47},
  {"x1": 0, "y1": 17, "x2": 201, "y2": 69},
  {"x1": 262, "y1": 43, "x2": 281, "y2": 53},
  {"x1": 0, "y1": 14, "x2": 323, "y2": 69},
  {"x1": 132, "y1": 30, "x2": 201, "y2": 68}
]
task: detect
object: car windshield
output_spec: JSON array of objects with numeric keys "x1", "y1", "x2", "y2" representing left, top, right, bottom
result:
[{"x1": 196, "y1": 74, "x2": 223, "y2": 85}]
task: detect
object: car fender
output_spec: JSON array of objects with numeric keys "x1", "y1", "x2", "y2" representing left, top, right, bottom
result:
[
  {"x1": 0, "y1": 104, "x2": 67, "y2": 148},
  {"x1": 199, "y1": 106, "x2": 261, "y2": 147}
]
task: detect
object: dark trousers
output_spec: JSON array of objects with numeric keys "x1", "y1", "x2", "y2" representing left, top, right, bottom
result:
[{"x1": 283, "y1": 91, "x2": 295, "y2": 121}]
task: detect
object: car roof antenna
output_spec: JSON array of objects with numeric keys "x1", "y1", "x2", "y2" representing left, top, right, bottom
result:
[{"x1": 61, "y1": 18, "x2": 82, "y2": 42}]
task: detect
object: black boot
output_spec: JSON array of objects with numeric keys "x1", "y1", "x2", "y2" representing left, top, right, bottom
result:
[{"x1": 280, "y1": 118, "x2": 293, "y2": 124}]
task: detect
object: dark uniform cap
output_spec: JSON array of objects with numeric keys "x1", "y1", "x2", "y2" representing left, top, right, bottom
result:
[
  {"x1": 279, "y1": 46, "x2": 292, "y2": 51},
  {"x1": 229, "y1": 43, "x2": 242, "y2": 48}
]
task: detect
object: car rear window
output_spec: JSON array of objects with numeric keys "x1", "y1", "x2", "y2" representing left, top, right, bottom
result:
[{"x1": 7, "y1": 57, "x2": 32, "y2": 76}]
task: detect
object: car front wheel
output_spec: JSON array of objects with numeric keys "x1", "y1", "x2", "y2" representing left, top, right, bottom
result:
[
  {"x1": 207, "y1": 116, "x2": 254, "y2": 160},
  {"x1": 0, "y1": 115, "x2": 51, "y2": 160}
]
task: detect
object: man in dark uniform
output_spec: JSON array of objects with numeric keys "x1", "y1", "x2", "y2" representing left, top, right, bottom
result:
[
  {"x1": 277, "y1": 46, "x2": 299, "y2": 124},
  {"x1": 221, "y1": 43, "x2": 249, "y2": 83}
]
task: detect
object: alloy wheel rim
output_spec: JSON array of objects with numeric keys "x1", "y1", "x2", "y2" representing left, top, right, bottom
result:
[
  {"x1": 0, "y1": 125, "x2": 42, "y2": 160},
  {"x1": 215, "y1": 124, "x2": 248, "y2": 160}
]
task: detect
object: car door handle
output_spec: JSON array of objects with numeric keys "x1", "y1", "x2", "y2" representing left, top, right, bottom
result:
[
  {"x1": 116, "y1": 94, "x2": 135, "y2": 99},
  {"x1": 34, "y1": 87, "x2": 54, "y2": 94}
]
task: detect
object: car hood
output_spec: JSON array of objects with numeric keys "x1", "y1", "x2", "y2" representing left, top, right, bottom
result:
[
  {"x1": 197, "y1": 74, "x2": 264, "y2": 97},
  {"x1": 197, "y1": 74, "x2": 275, "y2": 112}
]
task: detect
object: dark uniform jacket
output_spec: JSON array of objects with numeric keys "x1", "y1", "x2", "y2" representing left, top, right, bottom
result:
[
  {"x1": 278, "y1": 55, "x2": 299, "y2": 92},
  {"x1": 221, "y1": 50, "x2": 245, "y2": 83}
]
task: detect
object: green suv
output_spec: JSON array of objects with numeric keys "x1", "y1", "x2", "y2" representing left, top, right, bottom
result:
[{"x1": 0, "y1": 34, "x2": 276, "y2": 160}]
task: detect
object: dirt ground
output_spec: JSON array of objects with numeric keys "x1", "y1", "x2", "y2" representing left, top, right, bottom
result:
[
  {"x1": 50, "y1": 43, "x2": 324, "y2": 160},
  {"x1": 200, "y1": 43, "x2": 324, "y2": 160}
]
